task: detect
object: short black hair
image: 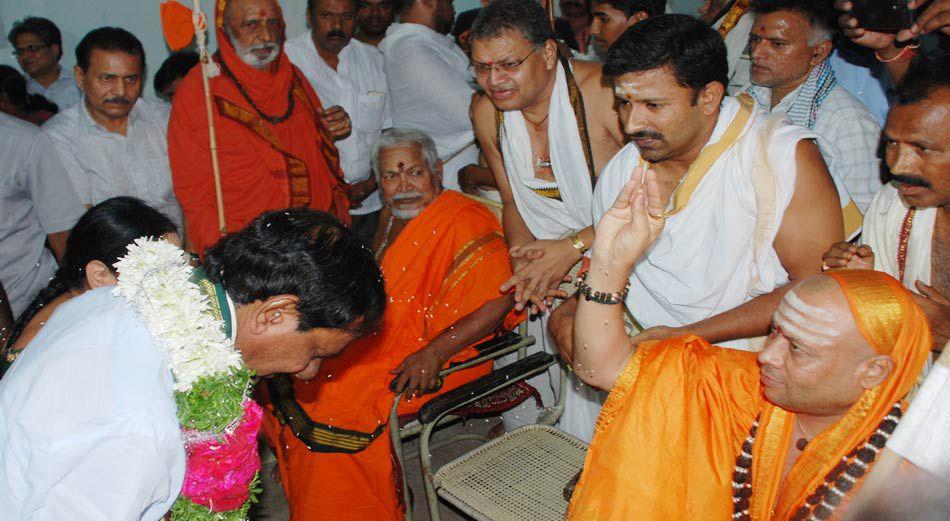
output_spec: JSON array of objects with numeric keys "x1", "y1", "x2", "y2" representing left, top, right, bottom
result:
[
  {"x1": 204, "y1": 209, "x2": 386, "y2": 335},
  {"x1": 896, "y1": 54, "x2": 950, "y2": 106},
  {"x1": 470, "y1": 0, "x2": 556, "y2": 46},
  {"x1": 750, "y1": 0, "x2": 835, "y2": 41},
  {"x1": 308, "y1": 0, "x2": 358, "y2": 13},
  {"x1": 153, "y1": 50, "x2": 198, "y2": 98},
  {"x1": 5, "y1": 197, "x2": 177, "y2": 355},
  {"x1": 75, "y1": 27, "x2": 146, "y2": 72},
  {"x1": 605, "y1": 14, "x2": 727, "y2": 93},
  {"x1": 593, "y1": 0, "x2": 664, "y2": 18},
  {"x1": 0, "y1": 65, "x2": 59, "y2": 113},
  {"x1": 7, "y1": 17, "x2": 63, "y2": 60}
]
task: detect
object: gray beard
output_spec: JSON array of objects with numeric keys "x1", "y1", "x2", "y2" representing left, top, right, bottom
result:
[{"x1": 391, "y1": 207, "x2": 422, "y2": 220}]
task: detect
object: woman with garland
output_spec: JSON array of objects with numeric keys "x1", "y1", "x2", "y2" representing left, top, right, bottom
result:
[
  {"x1": 0, "y1": 197, "x2": 180, "y2": 378},
  {"x1": 561, "y1": 167, "x2": 931, "y2": 520},
  {"x1": 0, "y1": 208, "x2": 385, "y2": 520}
]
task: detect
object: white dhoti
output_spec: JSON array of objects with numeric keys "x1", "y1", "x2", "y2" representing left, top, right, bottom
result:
[{"x1": 495, "y1": 60, "x2": 604, "y2": 442}]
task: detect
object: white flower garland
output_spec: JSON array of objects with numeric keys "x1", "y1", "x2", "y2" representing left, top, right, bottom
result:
[{"x1": 113, "y1": 238, "x2": 243, "y2": 393}]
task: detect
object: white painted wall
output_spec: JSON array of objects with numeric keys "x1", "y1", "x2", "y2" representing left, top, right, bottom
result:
[{"x1": 0, "y1": 0, "x2": 704, "y2": 98}]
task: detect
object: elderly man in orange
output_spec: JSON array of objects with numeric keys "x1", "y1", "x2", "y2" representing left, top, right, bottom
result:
[
  {"x1": 261, "y1": 128, "x2": 521, "y2": 520},
  {"x1": 169, "y1": 0, "x2": 351, "y2": 255},
  {"x1": 562, "y1": 169, "x2": 931, "y2": 520}
]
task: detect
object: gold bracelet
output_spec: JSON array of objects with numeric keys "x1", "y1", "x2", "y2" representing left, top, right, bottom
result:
[{"x1": 568, "y1": 231, "x2": 588, "y2": 254}]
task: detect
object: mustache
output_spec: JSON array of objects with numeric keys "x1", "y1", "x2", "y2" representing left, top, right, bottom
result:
[
  {"x1": 327, "y1": 30, "x2": 347, "y2": 39},
  {"x1": 393, "y1": 191, "x2": 425, "y2": 201},
  {"x1": 249, "y1": 42, "x2": 279, "y2": 52},
  {"x1": 104, "y1": 96, "x2": 132, "y2": 105},
  {"x1": 630, "y1": 131, "x2": 663, "y2": 141},
  {"x1": 891, "y1": 174, "x2": 931, "y2": 189}
]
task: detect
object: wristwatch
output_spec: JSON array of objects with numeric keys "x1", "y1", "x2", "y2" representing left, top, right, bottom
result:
[{"x1": 568, "y1": 231, "x2": 589, "y2": 254}]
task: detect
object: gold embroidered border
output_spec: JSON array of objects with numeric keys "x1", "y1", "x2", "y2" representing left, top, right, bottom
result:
[
  {"x1": 773, "y1": 389, "x2": 878, "y2": 519},
  {"x1": 655, "y1": 94, "x2": 754, "y2": 217},
  {"x1": 750, "y1": 405, "x2": 792, "y2": 520},
  {"x1": 593, "y1": 344, "x2": 647, "y2": 434},
  {"x1": 214, "y1": 95, "x2": 312, "y2": 208}
]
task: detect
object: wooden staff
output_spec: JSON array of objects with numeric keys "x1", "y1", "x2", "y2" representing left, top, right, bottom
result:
[{"x1": 192, "y1": 1, "x2": 227, "y2": 234}]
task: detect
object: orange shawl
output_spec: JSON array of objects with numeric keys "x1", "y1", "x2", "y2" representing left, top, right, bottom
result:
[
  {"x1": 261, "y1": 191, "x2": 520, "y2": 520},
  {"x1": 168, "y1": 0, "x2": 349, "y2": 255},
  {"x1": 568, "y1": 270, "x2": 930, "y2": 520}
]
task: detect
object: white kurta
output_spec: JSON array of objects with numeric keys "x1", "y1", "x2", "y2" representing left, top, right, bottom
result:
[
  {"x1": 861, "y1": 183, "x2": 948, "y2": 478},
  {"x1": 286, "y1": 34, "x2": 391, "y2": 215},
  {"x1": 592, "y1": 96, "x2": 810, "y2": 351},
  {"x1": 863, "y1": 182, "x2": 935, "y2": 290},
  {"x1": 379, "y1": 23, "x2": 477, "y2": 189},
  {"x1": 0, "y1": 287, "x2": 185, "y2": 520}
]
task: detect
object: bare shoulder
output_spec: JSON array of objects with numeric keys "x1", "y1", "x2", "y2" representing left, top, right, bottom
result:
[
  {"x1": 571, "y1": 59, "x2": 612, "y2": 94},
  {"x1": 470, "y1": 93, "x2": 498, "y2": 141}
]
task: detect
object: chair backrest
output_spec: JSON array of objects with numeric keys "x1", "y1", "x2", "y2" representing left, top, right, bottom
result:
[{"x1": 459, "y1": 191, "x2": 504, "y2": 223}]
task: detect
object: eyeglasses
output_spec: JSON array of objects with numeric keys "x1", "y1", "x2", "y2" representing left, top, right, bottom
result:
[
  {"x1": 12, "y1": 43, "x2": 50, "y2": 57},
  {"x1": 470, "y1": 45, "x2": 542, "y2": 78}
]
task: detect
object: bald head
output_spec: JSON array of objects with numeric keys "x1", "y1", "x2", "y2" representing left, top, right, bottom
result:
[{"x1": 759, "y1": 275, "x2": 894, "y2": 417}]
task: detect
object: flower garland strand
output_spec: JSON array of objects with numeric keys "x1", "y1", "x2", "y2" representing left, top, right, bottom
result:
[{"x1": 114, "y1": 238, "x2": 261, "y2": 520}]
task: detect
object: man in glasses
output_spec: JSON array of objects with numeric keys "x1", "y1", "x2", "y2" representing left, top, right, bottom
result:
[
  {"x1": 7, "y1": 17, "x2": 80, "y2": 110},
  {"x1": 469, "y1": 0, "x2": 624, "y2": 442}
]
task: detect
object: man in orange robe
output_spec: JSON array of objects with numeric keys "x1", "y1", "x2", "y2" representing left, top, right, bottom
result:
[
  {"x1": 561, "y1": 171, "x2": 931, "y2": 520},
  {"x1": 168, "y1": 0, "x2": 351, "y2": 255},
  {"x1": 261, "y1": 128, "x2": 522, "y2": 520}
]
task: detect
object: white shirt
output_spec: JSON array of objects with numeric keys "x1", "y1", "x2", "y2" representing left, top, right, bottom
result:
[
  {"x1": 286, "y1": 33, "x2": 391, "y2": 215},
  {"x1": 43, "y1": 98, "x2": 184, "y2": 229},
  {"x1": 25, "y1": 66, "x2": 80, "y2": 110},
  {"x1": 757, "y1": 83, "x2": 882, "y2": 213},
  {"x1": 0, "y1": 113, "x2": 84, "y2": 317},
  {"x1": 379, "y1": 23, "x2": 477, "y2": 189},
  {"x1": 0, "y1": 287, "x2": 185, "y2": 520}
]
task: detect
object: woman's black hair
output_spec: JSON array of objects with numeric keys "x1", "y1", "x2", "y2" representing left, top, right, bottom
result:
[
  {"x1": 2, "y1": 197, "x2": 177, "y2": 353},
  {"x1": 0, "y1": 65, "x2": 58, "y2": 114}
]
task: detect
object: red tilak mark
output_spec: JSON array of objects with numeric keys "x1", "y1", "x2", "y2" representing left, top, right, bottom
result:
[
  {"x1": 396, "y1": 161, "x2": 405, "y2": 171},
  {"x1": 258, "y1": 9, "x2": 266, "y2": 17}
]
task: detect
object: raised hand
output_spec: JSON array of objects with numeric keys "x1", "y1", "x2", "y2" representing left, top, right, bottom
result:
[
  {"x1": 834, "y1": 0, "x2": 899, "y2": 51},
  {"x1": 590, "y1": 166, "x2": 664, "y2": 273},
  {"x1": 901, "y1": 0, "x2": 950, "y2": 41}
]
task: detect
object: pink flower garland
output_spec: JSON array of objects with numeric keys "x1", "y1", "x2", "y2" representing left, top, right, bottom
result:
[{"x1": 181, "y1": 400, "x2": 263, "y2": 512}]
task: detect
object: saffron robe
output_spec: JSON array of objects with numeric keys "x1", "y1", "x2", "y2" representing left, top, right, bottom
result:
[
  {"x1": 168, "y1": 0, "x2": 349, "y2": 255},
  {"x1": 262, "y1": 191, "x2": 520, "y2": 520},
  {"x1": 568, "y1": 270, "x2": 930, "y2": 520}
]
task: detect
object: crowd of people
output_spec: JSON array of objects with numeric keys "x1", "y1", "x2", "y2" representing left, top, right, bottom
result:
[{"x1": 0, "y1": 0, "x2": 948, "y2": 519}]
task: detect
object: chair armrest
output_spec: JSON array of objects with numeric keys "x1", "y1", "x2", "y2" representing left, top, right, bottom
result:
[
  {"x1": 440, "y1": 331, "x2": 535, "y2": 377},
  {"x1": 418, "y1": 352, "x2": 555, "y2": 425}
]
